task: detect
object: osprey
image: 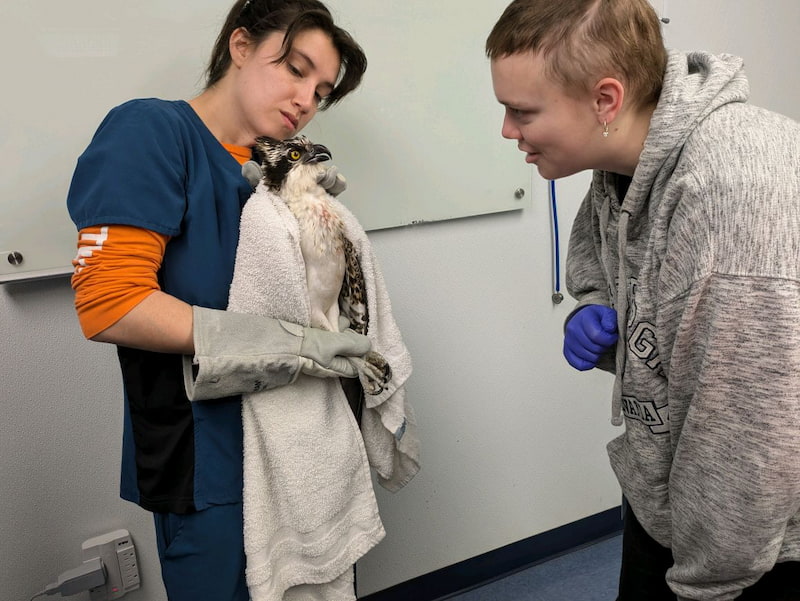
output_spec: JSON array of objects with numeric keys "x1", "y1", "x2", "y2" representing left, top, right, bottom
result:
[{"x1": 253, "y1": 135, "x2": 391, "y2": 400}]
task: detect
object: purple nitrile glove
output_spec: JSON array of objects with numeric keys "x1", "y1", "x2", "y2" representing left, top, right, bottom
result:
[{"x1": 563, "y1": 304, "x2": 619, "y2": 371}]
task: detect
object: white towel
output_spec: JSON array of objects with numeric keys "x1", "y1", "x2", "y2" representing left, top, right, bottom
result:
[{"x1": 227, "y1": 184, "x2": 419, "y2": 601}]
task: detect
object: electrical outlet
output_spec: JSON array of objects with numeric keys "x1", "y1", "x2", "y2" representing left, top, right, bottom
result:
[{"x1": 81, "y1": 529, "x2": 141, "y2": 600}]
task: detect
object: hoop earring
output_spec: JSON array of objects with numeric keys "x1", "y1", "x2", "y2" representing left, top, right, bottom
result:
[{"x1": 602, "y1": 120, "x2": 609, "y2": 138}]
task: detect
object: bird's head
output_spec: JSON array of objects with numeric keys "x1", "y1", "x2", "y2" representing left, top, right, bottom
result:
[{"x1": 253, "y1": 135, "x2": 332, "y2": 193}]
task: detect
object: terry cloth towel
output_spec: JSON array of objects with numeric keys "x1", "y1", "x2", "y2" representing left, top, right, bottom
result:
[{"x1": 227, "y1": 183, "x2": 419, "y2": 601}]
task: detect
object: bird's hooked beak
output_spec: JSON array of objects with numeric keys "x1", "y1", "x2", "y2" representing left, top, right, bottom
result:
[{"x1": 302, "y1": 143, "x2": 332, "y2": 164}]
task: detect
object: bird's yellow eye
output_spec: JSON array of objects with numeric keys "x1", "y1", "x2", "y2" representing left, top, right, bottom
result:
[{"x1": 289, "y1": 150, "x2": 301, "y2": 161}]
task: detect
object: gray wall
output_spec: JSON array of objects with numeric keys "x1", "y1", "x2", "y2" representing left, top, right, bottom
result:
[{"x1": 3, "y1": 2, "x2": 800, "y2": 599}]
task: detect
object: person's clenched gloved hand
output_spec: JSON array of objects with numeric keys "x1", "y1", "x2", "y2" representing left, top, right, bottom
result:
[
  {"x1": 293, "y1": 321, "x2": 369, "y2": 378},
  {"x1": 183, "y1": 307, "x2": 371, "y2": 401},
  {"x1": 316, "y1": 166, "x2": 347, "y2": 196},
  {"x1": 563, "y1": 304, "x2": 618, "y2": 371}
]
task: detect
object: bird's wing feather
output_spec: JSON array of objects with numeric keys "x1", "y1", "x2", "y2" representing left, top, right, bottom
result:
[{"x1": 339, "y1": 236, "x2": 369, "y2": 336}]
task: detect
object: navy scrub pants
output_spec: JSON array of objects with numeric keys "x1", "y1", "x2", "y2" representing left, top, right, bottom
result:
[{"x1": 154, "y1": 502, "x2": 249, "y2": 601}]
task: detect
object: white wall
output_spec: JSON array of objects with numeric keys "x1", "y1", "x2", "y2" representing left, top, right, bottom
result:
[
  {"x1": 1, "y1": 280, "x2": 161, "y2": 600},
  {"x1": 356, "y1": 173, "x2": 620, "y2": 595},
  {"x1": 3, "y1": 2, "x2": 799, "y2": 600},
  {"x1": 659, "y1": 0, "x2": 800, "y2": 121}
]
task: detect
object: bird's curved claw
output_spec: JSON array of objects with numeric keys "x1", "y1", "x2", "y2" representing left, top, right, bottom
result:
[{"x1": 349, "y1": 351, "x2": 392, "y2": 395}]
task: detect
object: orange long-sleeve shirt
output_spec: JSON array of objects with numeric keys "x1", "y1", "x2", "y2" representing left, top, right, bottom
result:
[{"x1": 71, "y1": 143, "x2": 251, "y2": 338}]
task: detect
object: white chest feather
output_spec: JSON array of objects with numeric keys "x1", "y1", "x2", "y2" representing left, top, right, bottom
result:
[{"x1": 281, "y1": 167, "x2": 346, "y2": 331}]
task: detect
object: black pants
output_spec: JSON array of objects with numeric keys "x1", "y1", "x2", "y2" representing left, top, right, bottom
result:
[{"x1": 617, "y1": 501, "x2": 800, "y2": 601}]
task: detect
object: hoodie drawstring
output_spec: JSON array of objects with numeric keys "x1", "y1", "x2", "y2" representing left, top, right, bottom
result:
[
  {"x1": 598, "y1": 188, "x2": 628, "y2": 427},
  {"x1": 611, "y1": 210, "x2": 631, "y2": 426}
]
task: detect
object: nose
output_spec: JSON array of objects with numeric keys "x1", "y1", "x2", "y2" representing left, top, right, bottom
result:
[
  {"x1": 501, "y1": 114, "x2": 520, "y2": 140},
  {"x1": 293, "y1": 82, "x2": 318, "y2": 114}
]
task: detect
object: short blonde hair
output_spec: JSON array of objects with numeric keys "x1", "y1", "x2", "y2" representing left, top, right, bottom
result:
[{"x1": 486, "y1": 0, "x2": 667, "y2": 109}]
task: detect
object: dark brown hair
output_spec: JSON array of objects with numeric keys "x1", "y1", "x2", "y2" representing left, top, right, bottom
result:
[
  {"x1": 205, "y1": 0, "x2": 367, "y2": 109},
  {"x1": 486, "y1": 0, "x2": 667, "y2": 109}
]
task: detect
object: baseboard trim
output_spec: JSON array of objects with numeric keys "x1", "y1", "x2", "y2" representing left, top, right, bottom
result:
[{"x1": 359, "y1": 505, "x2": 623, "y2": 601}]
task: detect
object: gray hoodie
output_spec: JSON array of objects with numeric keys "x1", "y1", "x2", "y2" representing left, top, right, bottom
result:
[{"x1": 566, "y1": 50, "x2": 800, "y2": 600}]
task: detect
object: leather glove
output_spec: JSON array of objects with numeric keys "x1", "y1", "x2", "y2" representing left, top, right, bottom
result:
[
  {"x1": 241, "y1": 160, "x2": 262, "y2": 189},
  {"x1": 316, "y1": 166, "x2": 347, "y2": 197},
  {"x1": 294, "y1": 320, "x2": 368, "y2": 378},
  {"x1": 242, "y1": 161, "x2": 346, "y2": 197},
  {"x1": 563, "y1": 304, "x2": 618, "y2": 371},
  {"x1": 183, "y1": 306, "x2": 371, "y2": 401}
]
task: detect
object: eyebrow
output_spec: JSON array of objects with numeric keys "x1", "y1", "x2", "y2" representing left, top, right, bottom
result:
[
  {"x1": 291, "y1": 48, "x2": 336, "y2": 95},
  {"x1": 498, "y1": 99, "x2": 532, "y2": 112}
]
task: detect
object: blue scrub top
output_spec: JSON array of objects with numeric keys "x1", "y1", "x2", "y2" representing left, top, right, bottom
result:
[{"x1": 68, "y1": 99, "x2": 254, "y2": 512}]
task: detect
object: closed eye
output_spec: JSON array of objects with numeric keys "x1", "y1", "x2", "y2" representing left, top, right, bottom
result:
[
  {"x1": 287, "y1": 62, "x2": 326, "y2": 106},
  {"x1": 506, "y1": 106, "x2": 536, "y2": 123}
]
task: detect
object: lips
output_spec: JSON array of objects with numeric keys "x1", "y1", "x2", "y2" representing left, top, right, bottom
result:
[
  {"x1": 281, "y1": 111, "x2": 299, "y2": 131},
  {"x1": 520, "y1": 146, "x2": 540, "y2": 163}
]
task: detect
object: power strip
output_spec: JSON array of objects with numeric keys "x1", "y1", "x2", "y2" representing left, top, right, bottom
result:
[{"x1": 81, "y1": 529, "x2": 140, "y2": 600}]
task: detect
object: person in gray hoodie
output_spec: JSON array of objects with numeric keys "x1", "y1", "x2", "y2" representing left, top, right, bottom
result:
[{"x1": 487, "y1": 1, "x2": 800, "y2": 600}]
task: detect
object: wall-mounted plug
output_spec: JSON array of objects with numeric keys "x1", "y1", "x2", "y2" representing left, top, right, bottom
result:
[{"x1": 81, "y1": 529, "x2": 140, "y2": 600}]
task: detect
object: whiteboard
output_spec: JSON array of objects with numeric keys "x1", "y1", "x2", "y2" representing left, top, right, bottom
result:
[
  {"x1": 0, "y1": 0, "x2": 529, "y2": 283},
  {"x1": 309, "y1": 1, "x2": 530, "y2": 231}
]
